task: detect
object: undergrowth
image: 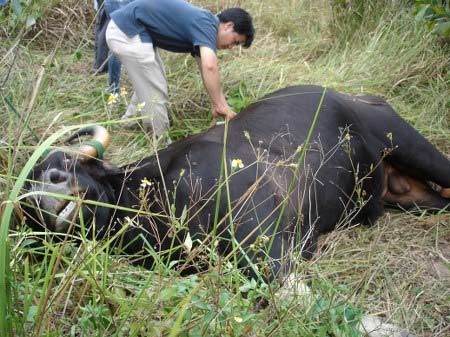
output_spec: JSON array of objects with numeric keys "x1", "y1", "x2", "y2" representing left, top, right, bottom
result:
[{"x1": 1, "y1": 0, "x2": 449, "y2": 336}]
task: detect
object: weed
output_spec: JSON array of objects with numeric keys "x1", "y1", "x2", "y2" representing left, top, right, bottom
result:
[{"x1": 1, "y1": 1, "x2": 449, "y2": 336}]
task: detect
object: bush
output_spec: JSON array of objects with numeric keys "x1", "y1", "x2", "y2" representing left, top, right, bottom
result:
[{"x1": 414, "y1": 0, "x2": 450, "y2": 39}]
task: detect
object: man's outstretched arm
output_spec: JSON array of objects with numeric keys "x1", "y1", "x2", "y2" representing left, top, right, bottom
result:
[{"x1": 197, "y1": 46, "x2": 236, "y2": 124}]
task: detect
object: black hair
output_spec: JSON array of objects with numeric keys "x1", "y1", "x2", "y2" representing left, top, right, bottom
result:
[{"x1": 217, "y1": 8, "x2": 254, "y2": 48}]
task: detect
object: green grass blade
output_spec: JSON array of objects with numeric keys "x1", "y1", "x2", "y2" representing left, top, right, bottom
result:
[{"x1": 0, "y1": 123, "x2": 104, "y2": 337}]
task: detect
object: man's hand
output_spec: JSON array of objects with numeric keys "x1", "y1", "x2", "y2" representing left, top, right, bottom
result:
[{"x1": 211, "y1": 104, "x2": 236, "y2": 125}]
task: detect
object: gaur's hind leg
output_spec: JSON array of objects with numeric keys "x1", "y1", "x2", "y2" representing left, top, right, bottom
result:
[
  {"x1": 359, "y1": 100, "x2": 450, "y2": 196},
  {"x1": 382, "y1": 163, "x2": 450, "y2": 210}
]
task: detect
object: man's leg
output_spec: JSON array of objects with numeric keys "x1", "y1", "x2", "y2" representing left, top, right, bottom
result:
[
  {"x1": 144, "y1": 48, "x2": 169, "y2": 136},
  {"x1": 122, "y1": 47, "x2": 169, "y2": 137},
  {"x1": 106, "y1": 20, "x2": 169, "y2": 136},
  {"x1": 94, "y1": 8, "x2": 109, "y2": 73},
  {"x1": 108, "y1": 54, "x2": 121, "y2": 94},
  {"x1": 121, "y1": 92, "x2": 138, "y2": 123}
]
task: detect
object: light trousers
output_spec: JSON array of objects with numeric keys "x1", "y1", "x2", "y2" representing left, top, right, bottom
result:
[{"x1": 106, "y1": 20, "x2": 169, "y2": 136}]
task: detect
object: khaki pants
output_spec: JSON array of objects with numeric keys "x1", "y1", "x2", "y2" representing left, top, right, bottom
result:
[{"x1": 106, "y1": 20, "x2": 169, "y2": 137}]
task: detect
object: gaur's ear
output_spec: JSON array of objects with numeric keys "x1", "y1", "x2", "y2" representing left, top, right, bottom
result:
[
  {"x1": 441, "y1": 188, "x2": 450, "y2": 198},
  {"x1": 82, "y1": 159, "x2": 123, "y2": 179},
  {"x1": 102, "y1": 161, "x2": 124, "y2": 175}
]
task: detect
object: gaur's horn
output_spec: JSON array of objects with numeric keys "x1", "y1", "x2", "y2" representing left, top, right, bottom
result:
[{"x1": 66, "y1": 126, "x2": 110, "y2": 160}]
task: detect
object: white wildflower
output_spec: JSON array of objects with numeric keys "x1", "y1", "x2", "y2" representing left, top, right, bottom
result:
[
  {"x1": 107, "y1": 93, "x2": 119, "y2": 105},
  {"x1": 231, "y1": 158, "x2": 244, "y2": 169},
  {"x1": 136, "y1": 101, "x2": 146, "y2": 112},
  {"x1": 184, "y1": 232, "x2": 193, "y2": 252},
  {"x1": 140, "y1": 178, "x2": 152, "y2": 189}
]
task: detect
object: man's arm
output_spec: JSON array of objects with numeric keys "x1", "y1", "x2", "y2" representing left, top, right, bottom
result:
[{"x1": 196, "y1": 46, "x2": 236, "y2": 124}]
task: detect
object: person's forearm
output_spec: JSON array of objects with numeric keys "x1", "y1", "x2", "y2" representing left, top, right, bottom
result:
[
  {"x1": 197, "y1": 47, "x2": 236, "y2": 122},
  {"x1": 199, "y1": 55, "x2": 227, "y2": 109},
  {"x1": 197, "y1": 48, "x2": 227, "y2": 109},
  {"x1": 201, "y1": 65, "x2": 228, "y2": 109}
]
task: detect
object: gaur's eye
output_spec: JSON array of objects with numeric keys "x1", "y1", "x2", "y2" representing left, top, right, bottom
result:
[{"x1": 62, "y1": 155, "x2": 73, "y2": 170}]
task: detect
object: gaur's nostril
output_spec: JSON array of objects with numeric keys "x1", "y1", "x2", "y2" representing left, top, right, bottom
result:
[{"x1": 48, "y1": 169, "x2": 68, "y2": 184}]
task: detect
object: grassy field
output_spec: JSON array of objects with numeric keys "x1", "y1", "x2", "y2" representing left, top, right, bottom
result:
[{"x1": 1, "y1": 0, "x2": 449, "y2": 336}]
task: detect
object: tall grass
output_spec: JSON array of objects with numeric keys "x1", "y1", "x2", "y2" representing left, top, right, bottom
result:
[{"x1": 1, "y1": 0, "x2": 449, "y2": 336}]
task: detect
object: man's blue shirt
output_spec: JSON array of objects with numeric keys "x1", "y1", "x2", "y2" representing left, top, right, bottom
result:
[
  {"x1": 105, "y1": 0, "x2": 134, "y2": 15},
  {"x1": 110, "y1": 0, "x2": 219, "y2": 55}
]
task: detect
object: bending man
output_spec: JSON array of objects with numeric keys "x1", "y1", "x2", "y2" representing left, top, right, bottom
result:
[{"x1": 105, "y1": 0, "x2": 254, "y2": 137}]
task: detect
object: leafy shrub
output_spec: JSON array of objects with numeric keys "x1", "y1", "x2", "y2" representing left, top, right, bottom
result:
[
  {"x1": 228, "y1": 82, "x2": 253, "y2": 113},
  {"x1": 0, "y1": 0, "x2": 55, "y2": 35},
  {"x1": 414, "y1": 0, "x2": 450, "y2": 38}
]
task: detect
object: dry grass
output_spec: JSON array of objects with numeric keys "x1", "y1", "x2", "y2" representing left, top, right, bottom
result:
[
  {"x1": 1, "y1": 0, "x2": 449, "y2": 336},
  {"x1": 316, "y1": 212, "x2": 450, "y2": 336}
]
